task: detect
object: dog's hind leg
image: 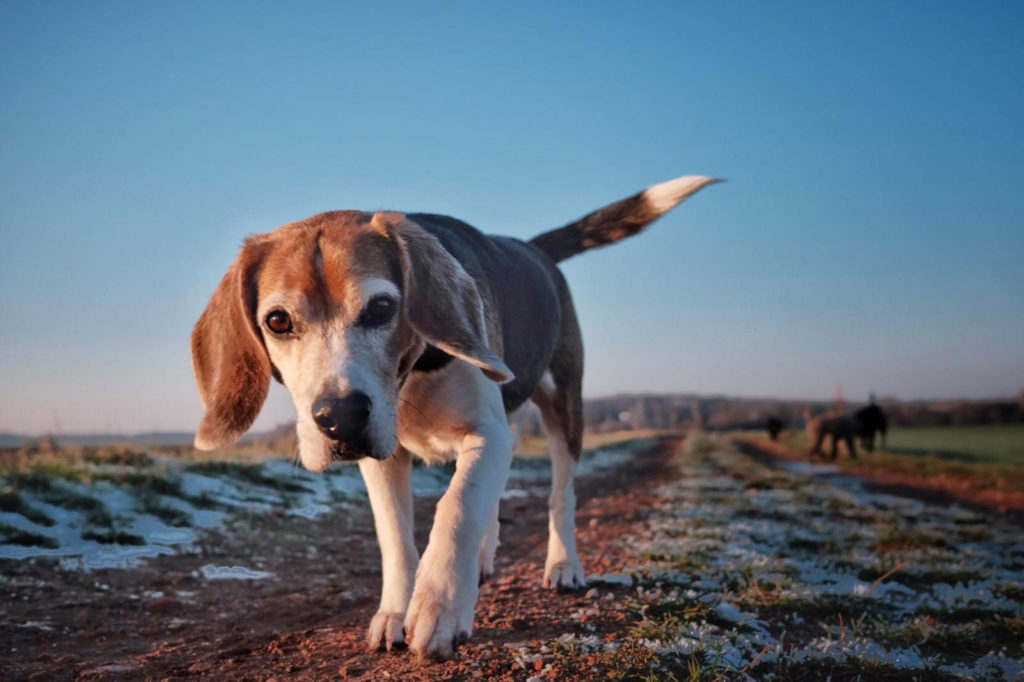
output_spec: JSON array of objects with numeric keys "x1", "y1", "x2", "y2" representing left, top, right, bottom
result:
[
  {"x1": 478, "y1": 504, "x2": 500, "y2": 584},
  {"x1": 533, "y1": 375, "x2": 586, "y2": 590},
  {"x1": 532, "y1": 293, "x2": 586, "y2": 590}
]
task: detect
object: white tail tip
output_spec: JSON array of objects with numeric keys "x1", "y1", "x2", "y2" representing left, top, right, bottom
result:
[{"x1": 643, "y1": 175, "x2": 723, "y2": 214}]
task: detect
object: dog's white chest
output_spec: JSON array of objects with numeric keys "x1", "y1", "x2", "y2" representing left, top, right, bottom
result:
[
  {"x1": 398, "y1": 430, "x2": 458, "y2": 465},
  {"x1": 396, "y1": 360, "x2": 509, "y2": 466}
]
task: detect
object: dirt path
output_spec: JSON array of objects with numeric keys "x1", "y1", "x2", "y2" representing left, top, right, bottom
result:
[
  {"x1": 1, "y1": 438, "x2": 683, "y2": 681},
  {"x1": 5, "y1": 434, "x2": 1023, "y2": 681}
]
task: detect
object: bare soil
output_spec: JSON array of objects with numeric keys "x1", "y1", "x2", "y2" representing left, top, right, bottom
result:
[{"x1": 1, "y1": 438, "x2": 682, "y2": 681}]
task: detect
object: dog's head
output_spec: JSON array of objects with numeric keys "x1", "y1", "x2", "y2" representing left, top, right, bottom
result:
[{"x1": 190, "y1": 211, "x2": 512, "y2": 471}]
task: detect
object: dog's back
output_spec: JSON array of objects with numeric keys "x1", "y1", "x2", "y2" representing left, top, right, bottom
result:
[
  {"x1": 406, "y1": 212, "x2": 566, "y2": 412},
  {"x1": 405, "y1": 175, "x2": 722, "y2": 414}
]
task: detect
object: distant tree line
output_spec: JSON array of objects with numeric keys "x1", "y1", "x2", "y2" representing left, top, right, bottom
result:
[
  {"x1": 6, "y1": 393, "x2": 1021, "y2": 455},
  {"x1": 512, "y1": 392, "x2": 1024, "y2": 438}
]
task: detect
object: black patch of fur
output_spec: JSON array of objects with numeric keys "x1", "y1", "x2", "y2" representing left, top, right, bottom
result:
[{"x1": 412, "y1": 344, "x2": 454, "y2": 373}]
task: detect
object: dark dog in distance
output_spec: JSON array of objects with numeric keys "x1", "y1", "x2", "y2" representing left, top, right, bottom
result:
[
  {"x1": 805, "y1": 399, "x2": 889, "y2": 461},
  {"x1": 804, "y1": 409, "x2": 858, "y2": 460},
  {"x1": 853, "y1": 403, "x2": 887, "y2": 452}
]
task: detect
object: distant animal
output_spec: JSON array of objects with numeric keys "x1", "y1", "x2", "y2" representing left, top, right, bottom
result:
[
  {"x1": 804, "y1": 409, "x2": 858, "y2": 460},
  {"x1": 190, "y1": 175, "x2": 719, "y2": 659},
  {"x1": 766, "y1": 416, "x2": 783, "y2": 441},
  {"x1": 853, "y1": 403, "x2": 887, "y2": 452}
]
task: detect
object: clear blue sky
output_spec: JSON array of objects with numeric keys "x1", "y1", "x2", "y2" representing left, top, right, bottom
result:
[{"x1": 1, "y1": 1, "x2": 1022, "y2": 434}]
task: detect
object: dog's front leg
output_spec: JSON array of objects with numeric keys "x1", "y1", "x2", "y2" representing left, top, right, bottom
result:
[
  {"x1": 404, "y1": 421, "x2": 513, "y2": 660},
  {"x1": 359, "y1": 447, "x2": 418, "y2": 651}
]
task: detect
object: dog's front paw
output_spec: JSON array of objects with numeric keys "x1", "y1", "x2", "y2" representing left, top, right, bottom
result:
[
  {"x1": 543, "y1": 559, "x2": 586, "y2": 591},
  {"x1": 366, "y1": 611, "x2": 406, "y2": 652},
  {"x1": 404, "y1": 574, "x2": 477, "y2": 660}
]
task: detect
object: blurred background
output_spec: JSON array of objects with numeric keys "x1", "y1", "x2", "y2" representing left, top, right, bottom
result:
[{"x1": 1, "y1": 1, "x2": 1022, "y2": 438}]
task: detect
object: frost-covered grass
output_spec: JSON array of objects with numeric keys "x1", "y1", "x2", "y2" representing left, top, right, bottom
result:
[
  {"x1": 522, "y1": 434, "x2": 1024, "y2": 681},
  {"x1": 0, "y1": 489, "x2": 54, "y2": 526},
  {"x1": 0, "y1": 453, "x2": 367, "y2": 568},
  {"x1": 0, "y1": 521, "x2": 58, "y2": 549},
  {"x1": 0, "y1": 440, "x2": 639, "y2": 571}
]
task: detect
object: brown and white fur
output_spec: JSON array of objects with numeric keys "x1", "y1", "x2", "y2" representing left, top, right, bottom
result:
[{"x1": 190, "y1": 175, "x2": 719, "y2": 659}]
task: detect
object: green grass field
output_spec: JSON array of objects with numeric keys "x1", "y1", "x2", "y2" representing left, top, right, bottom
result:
[
  {"x1": 770, "y1": 423, "x2": 1024, "y2": 496},
  {"x1": 777, "y1": 424, "x2": 1024, "y2": 467},
  {"x1": 886, "y1": 424, "x2": 1024, "y2": 465}
]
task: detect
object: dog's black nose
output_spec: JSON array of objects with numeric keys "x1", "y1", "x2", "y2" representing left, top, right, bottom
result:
[{"x1": 312, "y1": 393, "x2": 372, "y2": 442}]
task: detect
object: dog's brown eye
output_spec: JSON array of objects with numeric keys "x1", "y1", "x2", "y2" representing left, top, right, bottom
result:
[
  {"x1": 360, "y1": 295, "x2": 397, "y2": 328},
  {"x1": 265, "y1": 310, "x2": 293, "y2": 335}
]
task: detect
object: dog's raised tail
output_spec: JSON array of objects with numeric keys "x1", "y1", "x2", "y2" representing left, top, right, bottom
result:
[{"x1": 529, "y1": 175, "x2": 722, "y2": 263}]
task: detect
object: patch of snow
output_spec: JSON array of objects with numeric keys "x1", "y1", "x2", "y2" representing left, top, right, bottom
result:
[
  {"x1": 943, "y1": 654, "x2": 1024, "y2": 680},
  {"x1": 199, "y1": 564, "x2": 274, "y2": 580},
  {"x1": 290, "y1": 504, "x2": 331, "y2": 519},
  {"x1": 590, "y1": 573, "x2": 635, "y2": 586}
]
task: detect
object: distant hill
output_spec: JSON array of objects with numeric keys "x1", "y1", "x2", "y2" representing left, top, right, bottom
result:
[
  {"x1": 0, "y1": 431, "x2": 199, "y2": 449},
  {"x1": 0, "y1": 434, "x2": 23, "y2": 448}
]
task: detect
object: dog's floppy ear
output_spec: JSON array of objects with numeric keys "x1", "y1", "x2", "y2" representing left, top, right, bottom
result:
[
  {"x1": 190, "y1": 238, "x2": 272, "y2": 450},
  {"x1": 379, "y1": 213, "x2": 513, "y2": 384}
]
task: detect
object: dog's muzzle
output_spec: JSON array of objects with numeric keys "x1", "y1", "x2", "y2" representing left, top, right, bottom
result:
[{"x1": 312, "y1": 392, "x2": 375, "y2": 460}]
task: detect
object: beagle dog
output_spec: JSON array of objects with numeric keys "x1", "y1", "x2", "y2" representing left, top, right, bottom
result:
[{"x1": 190, "y1": 175, "x2": 718, "y2": 659}]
